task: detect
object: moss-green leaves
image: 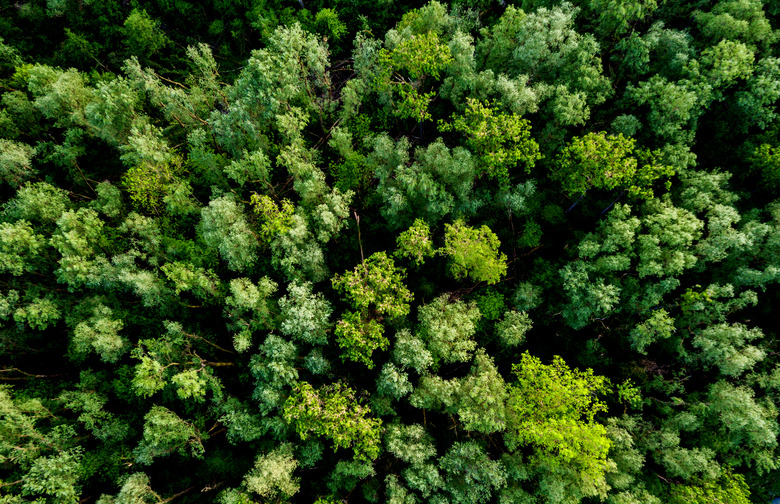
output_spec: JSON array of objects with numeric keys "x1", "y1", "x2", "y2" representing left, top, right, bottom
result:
[
  {"x1": 439, "y1": 98, "x2": 541, "y2": 185},
  {"x1": 442, "y1": 219, "x2": 507, "y2": 285},
  {"x1": 283, "y1": 382, "x2": 382, "y2": 462},
  {"x1": 554, "y1": 131, "x2": 674, "y2": 199},
  {"x1": 332, "y1": 252, "x2": 413, "y2": 319}
]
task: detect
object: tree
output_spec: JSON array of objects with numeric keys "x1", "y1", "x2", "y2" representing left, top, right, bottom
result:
[
  {"x1": 495, "y1": 310, "x2": 532, "y2": 347},
  {"x1": 587, "y1": 0, "x2": 659, "y2": 38},
  {"x1": 122, "y1": 9, "x2": 171, "y2": 59},
  {"x1": 442, "y1": 219, "x2": 507, "y2": 284},
  {"x1": 694, "y1": 0, "x2": 778, "y2": 51},
  {"x1": 705, "y1": 380, "x2": 778, "y2": 471},
  {"x1": 95, "y1": 473, "x2": 162, "y2": 504},
  {"x1": 735, "y1": 57, "x2": 780, "y2": 132},
  {"x1": 283, "y1": 382, "x2": 382, "y2": 462},
  {"x1": 372, "y1": 136, "x2": 479, "y2": 229},
  {"x1": 417, "y1": 295, "x2": 481, "y2": 365},
  {"x1": 121, "y1": 124, "x2": 185, "y2": 214},
  {"x1": 250, "y1": 194, "x2": 294, "y2": 245},
  {"x1": 2, "y1": 181, "x2": 70, "y2": 224},
  {"x1": 250, "y1": 334, "x2": 299, "y2": 416},
  {"x1": 395, "y1": 218, "x2": 435, "y2": 266},
  {"x1": 506, "y1": 353, "x2": 612, "y2": 494},
  {"x1": 495, "y1": 3, "x2": 612, "y2": 129},
  {"x1": 385, "y1": 423, "x2": 436, "y2": 466},
  {"x1": 554, "y1": 132, "x2": 674, "y2": 198},
  {"x1": 198, "y1": 196, "x2": 258, "y2": 272},
  {"x1": 70, "y1": 302, "x2": 126, "y2": 363},
  {"x1": 332, "y1": 251, "x2": 413, "y2": 319},
  {"x1": 392, "y1": 329, "x2": 434, "y2": 374},
  {"x1": 669, "y1": 472, "x2": 752, "y2": 504},
  {"x1": 278, "y1": 281, "x2": 332, "y2": 346},
  {"x1": 438, "y1": 441, "x2": 507, "y2": 504},
  {"x1": 223, "y1": 276, "x2": 277, "y2": 335},
  {"x1": 209, "y1": 24, "x2": 332, "y2": 157},
  {"x1": 446, "y1": 350, "x2": 508, "y2": 433},
  {"x1": 0, "y1": 139, "x2": 36, "y2": 187},
  {"x1": 375, "y1": 28, "x2": 453, "y2": 122},
  {"x1": 625, "y1": 76, "x2": 701, "y2": 144},
  {"x1": 21, "y1": 449, "x2": 83, "y2": 504},
  {"x1": 243, "y1": 444, "x2": 300, "y2": 500},
  {"x1": 439, "y1": 98, "x2": 541, "y2": 185},
  {"x1": 691, "y1": 323, "x2": 764, "y2": 377},
  {"x1": 134, "y1": 406, "x2": 204, "y2": 464},
  {"x1": 334, "y1": 311, "x2": 387, "y2": 368},
  {"x1": 0, "y1": 220, "x2": 45, "y2": 276},
  {"x1": 50, "y1": 207, "x2": 110, "y2": 289},
  {"x1": 376, "y1": 363, "x2": 413, "y2": 400}
]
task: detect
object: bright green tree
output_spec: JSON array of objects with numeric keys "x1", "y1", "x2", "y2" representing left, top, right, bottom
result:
[
  {"x1": 506, "y1": 352, "x2": 612, "y2": 495},
  {"x1": 283, "y1": 382, "x2": 382, "y2": 462},
  {"x1": 332, "y1": 251, "x2": 413, "y2": 319},
  {"x1": 442, "y1": 219, "x2": 507, "y2": 284},
  {"x1": 554, "y1": 132, "x2": 674, "y2": 198},
  {"x1": 439, "y1": 98, "x2": 541, "y2": 185}
]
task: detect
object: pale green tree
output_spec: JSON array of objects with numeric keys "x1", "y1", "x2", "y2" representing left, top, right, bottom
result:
[
  {"x1": 199, "y1": 196, "x2": 258, "y2": 272},
  {"x1": 243, "y1": 444, "x2": 300, "y2": 500},
  {"x1": 133, "y1": 406, "x2": 205, "y2": 465},
  {"x1": 278, "y1": 281, "x2": 332, "y2": 346},
  {"x1": 417, "y1": 295, "x2": 481, "y2": 365},
  {"x1": 0, "y1": 140, "x2": 36, "y2": 188}
]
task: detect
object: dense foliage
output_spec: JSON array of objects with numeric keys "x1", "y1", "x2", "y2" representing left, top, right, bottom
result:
[{"x1": 2, "y1": 0, "x2": 780, "y2": 503}]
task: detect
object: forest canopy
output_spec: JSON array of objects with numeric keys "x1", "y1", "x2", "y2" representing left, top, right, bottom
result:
[{"x1": 2, "y1": 0, "x2": 780, "y2": 503}]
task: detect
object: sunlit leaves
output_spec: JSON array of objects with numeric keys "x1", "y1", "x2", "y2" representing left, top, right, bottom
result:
[
  {"x1": 439, "y1": 98, "x2": 541, "y2": 185},
  {"x1": 507, "y1": 353, "x2": 612, "y2": 487},
  {"x1": 199, "y1": 196, "x2": 258, "y2": 272},
  {"x1": 554, "y1": 132, "x2": 674, "y2": 198},
  {"x1": 417, "y1": 295, "x2": 480, "y2": 365},
  {"x1": 495, "y1": 310, "x2": 532, "y2": 347},
  {"x1": 134, "y1": 406, "x2": 204, "y2": 464},
  {"x1": 332, "y1": 252, "x2": 413, "y2": 319},
  {"x1": 278, "y1": 281, "x2": 332, "y2": 345},
  {"x1": 442, "y1": 219, "x2": 507, "y2": 284},
  {"x1": 0, "y1": 220, "x2": 45, "y2": 276},
  {"x1": 669, "y1": 472, "x2": 751, "y2": 504},
  {"x1": 395, "y1": 218, "x2": 435, "y2": 266},
  {"x1": 0, "y1": 140, "x2": 36, "y2": 188},
  {"x1": 334, "y1": 311, "x2": 387, "y2": 368},
  {"x1": 71, "y1": 303, "x2": 126, "y2": 363},
  {"x1": 244, "y1": 444, "x2": 300, "y2": 500},
  {"x1": 284, "y1": 382, "x2": 382, "y2": 462}
]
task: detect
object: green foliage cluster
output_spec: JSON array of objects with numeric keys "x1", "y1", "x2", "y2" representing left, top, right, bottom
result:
[{"x1": 2, "y1": 1, "x2": 780, "y2": 503}]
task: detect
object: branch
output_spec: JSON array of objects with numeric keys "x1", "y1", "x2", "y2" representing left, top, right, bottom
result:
[
  {"x1": 183, "y1": 331, "x2": 236, "y2": 355},
  {"x1": 203, "y1": 361, "x2": 235, "y2": 367},
  {"x1": 159, "y1": 486, "x2": 196, "y2": 504},
  {"x1": 73, "y1": 161, "x2": 96, "y2": 195},
  {"x1": 354, "y1": 211, "x2": 365, "y2": 266},
  {"x1": 0, "y1": 368, "x2": 70, "y2": 379}
]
